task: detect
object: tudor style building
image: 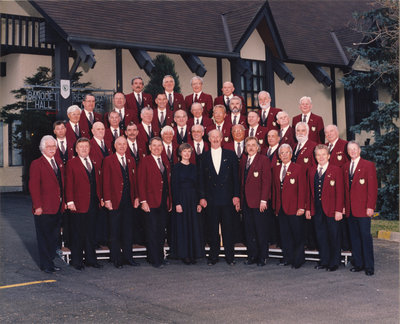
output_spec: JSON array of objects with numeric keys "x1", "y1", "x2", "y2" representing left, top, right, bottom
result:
[{"x1": 0, "y1": 0, "x2": 376, "y2": 191}]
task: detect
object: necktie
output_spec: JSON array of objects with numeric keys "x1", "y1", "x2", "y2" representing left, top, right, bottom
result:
[
  {"x1": 281, "y1": 164, "x2": 287, "y2": 181},
  {"x1": 196, "y1": 118, "x2": 199, "y2": 125},
  {"x1": 89, "y1": 112, "x2": 94, "y2": 124},
  {"x1": 267, "y1": 147, "x2": 272, "y2": 157},
  {"x1": 318, "y1": 167, "x2": 323, "y2": 178},
  {"x1": 101, "y1": 140, "x2": 105, "y2": 151},
  {"x1": 236, "y1": 143, "x2": 242, "y2": 158},
  {"x1": 160, "y1": 111, "x2": 164, "y2": 125},
  {"x1": 148, "y1": 125, "x2": 152, "y2": 137},
  {"x1": 50, "y1": 158, "x2": 58, "y2": 174},
  {"x1": 137, "y1": 93, "x2": 142, "y2": 106},
  {"x1": 113, "y1": 129, "x2": 118, "y2": 139},
  {"x1": 74, "y1": 124, "x2": 79, "y2": 136},
  {"x1": 246, "y1": 157, "x2": 251, "y2": 170},
  {"x1": 118, "y1": 109, "x2": 123, "y2": 120},
  {"x1": 167, "y1": 145, "x2": 172, "y2": 159},
  {"x1": 350, "y1": 161, "x2": 355, "y2": 176},
  {"x1": 328, "y1": 143, "x2": 333, "y2": 152},
  {"x1": 168, "y1": 93, "x2": 173, "y2": 106},
  {"x1": 295, "y1": 144, "x2": 301, "y2": 155},
  {"x1": 60, "y1": 141, "x2": 66, "y2": 154},
  {"x1": 194, "y1": 94, "x2": 198, "y2": 102},
  {"x1": 217, "y1": 125, "x2": 221, "y2": 131},
  {"x1": 85, "y1": 157, "x2": 92, "y2": 173},
  {"x1": 262, "y1": 110, "x2": 267, "y2": 123},
  {"x1": 279, "y1": 130, "x2": 283, "y2": 138},
  {"x1": 196, "y1": 143, "x2": 201, "y2": 155},
  {"x1": 233, "y1": 115, "x2": 237, "y2": 125},
  {"x1": 131, "y1": 143, "x2": 137, "y2": 156},
  {"x1": 226, "y1": 97, "x2": 230, "y2": 107},
  {"x1": 180, "y1": 128, "x2": 184, "y2": 139},
  {"x1": 302, "y1": 114, "x2": 307, "y2": 123},
  {"x1": 250, "y1": 128, "x2": 254, "y2": 137},
  {"x1": 121, "y1": 156, "x2": 126, "y2": 169},
  {"x1": 158, "y1": 157, "x2": 165, "y2": 173}
]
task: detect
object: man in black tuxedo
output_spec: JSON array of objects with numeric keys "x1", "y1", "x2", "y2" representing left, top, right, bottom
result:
[{"x1": 199, "y1": 129, "x2": 240, "y2": 266}]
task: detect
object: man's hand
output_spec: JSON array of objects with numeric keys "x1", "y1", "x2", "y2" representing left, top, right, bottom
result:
[
  {"x1": 259, "y1": 201, "x2": 267, "y2": 212},
  {"x1": 105, "y1": 201, "x2": 113, "y2": 211},
  {"x1": 296, "y1": 208, "x2": 305, "y2": 216},
  {"x1": 335, "y1": 211, "x2": 343, "y2": 221},
  {"x1": 305, "y1": 210, "x2": 311, "y2": 220},
  {"x1": 176, "y1": 205, "x2": 183, "y2": 213},
  {"x1": 34, "y1": 207, "x2": 43, "y2": 216},
  {"x1": 366, "y1": 208, "x2": 374, "y2": 217},
  {"x1": 200, "y1": 199, "x2": 207, "y2": 208},
  {"x1": 68, "y1": 203, "x2": 77, "y2": 212},
  {"x1": 134, "y1": 198, "x2": 140, "y2": 209},
  {"x1": 141, "y1": 201, "x2": 150, "y2": 213}
]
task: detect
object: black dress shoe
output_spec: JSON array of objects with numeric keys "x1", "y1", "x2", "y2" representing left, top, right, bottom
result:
[
  {"x1": 191, "y1": 259, "x2": 197, "y2": 265},
  {"x1": 257, "y1": 259, "x2": 267, "y2": 266},
  {"x1": 314, "y1": 264, "x2": 327, "y2": 270},
  {"x1": 227, "y1": 261, "x2": 236, "y2": 266},
  {"x1": 73, "y1": 265, "x2": 84, "y2": 271},
  {"x1": 244, "y1": 258, "x2": 257, "y2": 265},
  {"x1": 87, "y1": 262, "x2": 103, "y2": 269},
  {"x1": 327, "y1": 265, "x2": 339, "y2": 272},
  {"x1": 277, "y1": 261, "x2": 290, "y2": 266},
  {"x1": 43, "y1": 268, "x2": 54, "y2": 274},
  {"x1": 114, "y1": 263, "x2": 123, "y2": 269},
  {"x1": 125, "y1": 260, "x2": 140, "y2": 267},
  {"x1": 365, "y1": 269, "x2": 374, "y2": 276},
  {"x1": 182, "y1": 258, "x2": 191, "y2": 265},
  {"x1": 152, "y1": 263, "x2": 164, "y2": 268},
  {"x1": 207, "y1": 259, "x2": 217, "y2": 266},
  {"x1": 350, "y1": 266, "x2": 363, "y2": 272},
  {"x1": 162, "y1": 259, "x2": 170, "y2": 266},
  {"x1": 52, "y1": 266, "x2": 61, "y2": 271}
]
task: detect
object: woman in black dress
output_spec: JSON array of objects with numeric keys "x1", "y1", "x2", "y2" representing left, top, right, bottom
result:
[{"x1": 171, "y1": 143, "x2": 204, "y2": 264}]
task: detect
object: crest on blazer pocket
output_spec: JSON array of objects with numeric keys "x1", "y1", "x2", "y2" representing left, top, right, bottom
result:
[
  {"x1": 253, "y1": 171, "x2": 259, "y2": 177},
  {"x1": 178, "y1": 104, "x2": 181, "y2": 108},
  {"x1": 201, "y1": 103, "x2": 205, "y2": 107},
  {"x1": 276, "y1": 161, "x2": 280, "y2": 165},
  {"x1": 259, "y1": 139, "x2": 263, "y2": 144},
  {"x1": 337, "y1": 154, "x2": 342, "y2": 160},
  {"x1": 311, "y1": 126, "x2": 316, "y2": 132},
  {"x1": 171, "y1": 122, "x2": 175, "y2": 127},
  {"x1": 359, "y1": 178, "x2": 365, "y2": 185},
  {"x1": 272, "y1": 121, "x2": 276, "y2": 126},
  {"x1": 290, "y1": 178, "x2": 295, "y2": 184},
  {"x1": 303, "y1": 157, "x2": 309, "y2": 163},
  {"x1": 224, "y1": 137, "x2": 229, "y2": 142},
  {"x1": 330, "y1": 180, "x2": 335, "y2": 186}
]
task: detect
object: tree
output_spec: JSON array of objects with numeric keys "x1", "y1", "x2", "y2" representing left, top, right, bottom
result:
[
  {"x1": 0, "y1": 66, "x2": 91, "y2": 192},
  {"x1": 341, "y1": 0, "x2": 399, "y2": 219},
  {"x1": 144, "y1": 54, "x2": 181, "y2": 98}
]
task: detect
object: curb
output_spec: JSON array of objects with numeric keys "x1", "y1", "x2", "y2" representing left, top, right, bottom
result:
[{"x1": 377, "y1": 230, "x2": 400, "y2": 243}]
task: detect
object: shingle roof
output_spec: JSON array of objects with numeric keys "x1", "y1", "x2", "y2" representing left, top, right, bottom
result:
[{"x1": 30, "y1": 0, "x2": 372, "y2": 66}]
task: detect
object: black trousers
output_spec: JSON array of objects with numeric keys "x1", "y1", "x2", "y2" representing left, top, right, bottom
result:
[
  {"x1": 313, "y1": 210, "x2": 341, "y2": 267},
  {"x1": 145, "y1": 206, "x2": 167, "y2": 266},
  {"x1": 207, "y1": 204, "x2": 235, "y2": 263},
  {"x1": 95, "y1": 206, "x2": 109, "y2": 246},
  {"x1": 34, "y1": 212, "x2": 61, "y2": 270},
  {"x1": 278, "y1": 209, "x2": 305, "y2": 267},
  {"x1": 266, "y1": 204, "x2": 280, "y2": 246},
  {"x1": 348, "y1": 215, "x2": 374, "y2": 271},
  {"x1": 109, "y1": 196, "x2": 134, "y2": 266},
  {"x1": 70, "y1": 205, "x2": 98, "y2": 267},
  {"x1": 243, "y1": 203, "x2": 268, "y2": 261}
]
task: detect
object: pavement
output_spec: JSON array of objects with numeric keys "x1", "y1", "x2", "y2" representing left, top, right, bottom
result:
[{"x1": 0, "y1": 192, "x2": 399, "y2": 324}]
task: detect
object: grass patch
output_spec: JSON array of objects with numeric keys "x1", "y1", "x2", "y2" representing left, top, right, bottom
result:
[{"x1": 371, "y1": 219, "x2": 399, "y2": 237}]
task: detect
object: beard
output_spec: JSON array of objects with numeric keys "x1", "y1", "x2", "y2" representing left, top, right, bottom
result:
[{"x1": 296, "y1": 135, "x2": 308, "y2": 144}]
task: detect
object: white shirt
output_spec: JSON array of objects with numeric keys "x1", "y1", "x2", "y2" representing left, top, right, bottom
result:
[
  {"x1": 211, "y1": 147, "x2": 222, "y2": 175},
  {"x1": 231, "y1": 112, "x2": 241, "y2": 124},
  {"x1": 135, "y1": 91, "x2": 143, "y2": 102},
  {"x1": 165, "y1": 91, "x2": 174, "y2": 102},
  {"x1": 116, "y1": 152, "x2": 127, "y2": 167},
  {"x1": 110, "y1": 126, "x2": 120, "y2": 137},
  {"x1": 328, "y1": 137, "x2": 339, "y2": 150},
  {"x1": 142, "y1": 121, "x2": 152, "y2": 136},
  {"x1": 84, "y1": 109, "x2": 94, "y2": 121},
  {"x1": 269, "y1": 143, "x2": 279, "y2": 155},
  {"x1": 43, "y1": 154, "x2": 58, "y2": 169},
  {"x1": 127, "y1": 139, "x2": 137, "y2": 153},
  {"x1": 280, "y1": 161, "x2": 291, "y2": 182},
  {"x1": 261, "y1": 107, "x2": 270, "y2": 119},
  {"x1": 93, "y1": 136, "x2": 104, "y2": 148},
  {"x1": 56, "y1": 138, "x2": 67, "y2": 150},
  {"x1": 302, "y1": 112, "x2": 311, "y2": 123},
  {"x1": 350, "y1": 156, "x2": 361, "y2": 174},
  {"x1": 280, "y1": 125, "x2": 289, "y2": 137},
  {"x1": 249, "y1": 124, "x2": 259, "y2": 136},
  {"x1": 69, "y1": 121, "x2": 79, "y2": 132},
  {"x1": 114, "y1": 107, "x2": 125, "y2": 119},
  {"x1": 317, "y1": 162, "x2": 329, "y2": 176},
  {"x1": 235, "y1": 141, "x2": 244, "y2": 154},
  {"x1": 177, "y1": 125, "x2": 187, "y2": 137},
  {"x1": 158, "y1": 108, "x2": 167, "y2": 122},
  {"x1": 215, "y1": 121, "x2": 225, "y2": 130},
  {"x1": 194, "y1": 140, "x2": 204, "y2": 153},
  {"x1": 246, "y1": 153, "x2": 255, "y2": 167},
  {"x1": 151, "y1": 154, "x2": 163, "y2": 169},
  {"x1": 163, "y1": 142, "x2": 173, "y2": 155},
  {"x1": 193, "y1": 92, "x2": 202, "y2": 100},
  {"x1": 79, "y1": 155, "x2": 92, "y2": 171},
  {"x1": 225, "y1": 95, "x2": 233, "y2": 104},
  {"x1": 194, "y1": 116, "x2": 203, "y2": 125}
]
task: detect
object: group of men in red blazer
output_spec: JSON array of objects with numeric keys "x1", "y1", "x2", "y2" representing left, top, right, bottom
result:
[{"x1": 29, "y1": 77, "x2": 377, "y2": 276}]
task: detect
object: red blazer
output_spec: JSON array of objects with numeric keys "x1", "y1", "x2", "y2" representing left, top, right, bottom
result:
[
  {"x1": 328, "y1": 138, "x2": 349, "y2": 168},
  {"x1": 89, "y1": 138, "x2": 113, "y2": 167},
  {"x1": 245, "y1": 125, "x2": 268, "y2": 149},
  {"x1": 161, "y1": 142, "x2": 179, "y2": 167},
  {"x1": 272, "y1": 162, "x2": 306, "y2": 215},
  {"x1": 102, "y1": 153, "x2": 138, "y2": 209},
  {"x1": 29, "y1": 155, "x2": 65, "y2": 214},
  {"x1": 293, "y1": 113, "x2": 325, "y2": 144},
  {"x1": 185, "y1": 92, "x2": 213, "y2": 117},
  {"x1": 343, "y1": 158, "x2": 378, "y2": 218},
  {"x1": 292, "y1": 139, "x2": 317, "y2": 173},
  {"x1": 56, "y1": 141, "x2": 75, "y2": 165},
  {"x1": 208, "y1": 121, "x2": 233, "y2": 146},
  {"x1": 225, "y1": 113, "x2": 247, "y2": 127},
  {"x1": 125, "y1": 92, "x2": 154, "y2": 123},
  {"x1": 259, "y1": 107, "x2": 281, "y2": 132},
  {"x1": 240, "y1": 153, "x2": 271, "y2": 208},
  {"x1": 214, "y1": 94, "x2": 246, "y2": 115},
  {"x1": 104, "y1": 127, "x2": 123, "y2": 146},
  {"x1": 79, "y1": 111, "x2": 102, "y2": 139},
  {"x1": 266, "y1": 147, "x2": 281, "y2": 168},
  {"x1": 65, "y1": 122, "x2": 79, "y2": 149},
  {"x1": 65, "y1": 156, "x2": 102, "y2": 213},
  {"x1": 125, "y1": 139, "x2": 148, "y2": 162},
  {"x1": 136, "y1": 121, "x2": 160, "y2": 145},
  {"x1": 306, "y1": 164, "x2": 344, "y2": 217},
  {"x1": 166, "y1": 92, "x2": 186, "y2": 112},
  {"x1": 153, "y1": 108, "x2": 174, "y2": 129},
  {"x1": 138, "y1": 154, "x2": 172, "y2": 209},
  {"x1": 187, "y1": 116, "x2": 213, "y2": 135},
  {"x1": 103, "y1": 109, "x2": 136, "y2": 130},
  {"x1": 279, "y1": 126, "x2": 296, "y2": 149},
  {"x1": 187, "y1": 139, "x2": 209, "y2": 164}
]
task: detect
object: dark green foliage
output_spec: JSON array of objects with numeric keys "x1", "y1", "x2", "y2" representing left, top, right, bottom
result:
[
  {"x1": 144, "y1": 54, "x2": 181, "y2": 98},
  {"x1": 342, "y1": 1, "x2": 399, "y2": 219}
]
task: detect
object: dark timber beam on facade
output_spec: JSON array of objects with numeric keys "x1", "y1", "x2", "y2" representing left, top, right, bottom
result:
[
  {"x1": 129, "y1": 49, "x2": 155, "y2": 76},
  {"x1": 272, "y1": 57, "x2": 294, "y2": 85},
  {"x1": 181, "y1": 54, "x2": 207, "y2": 77},
  {"x1": 306, "y1": 64, "x2": 333, "y2": 87},
  {"x1": 229, "y1": 58, "x2": 252, "y2": 95},
  {"x1": 70, "y1": 42, "x2": 96, "y2": 69}
]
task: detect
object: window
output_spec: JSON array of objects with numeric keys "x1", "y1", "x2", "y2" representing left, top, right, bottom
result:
[
  {"x1": 353, "y1": 87, "x2": 378, "y2": 125},
  {"x1": 8, "y1": 120, "x2": 22, "y2": 166},
  {"x1": 240, "y1": 59, "x2": 266, "y2": 109}
]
